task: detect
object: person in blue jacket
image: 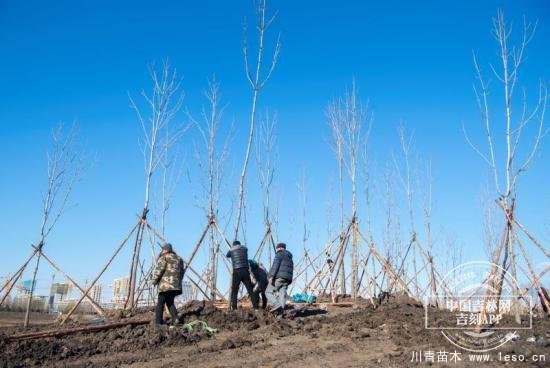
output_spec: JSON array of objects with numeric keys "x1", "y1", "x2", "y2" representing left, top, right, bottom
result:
[{"x1": 266, "y1": 242, "x2": 293, "y2": 316}]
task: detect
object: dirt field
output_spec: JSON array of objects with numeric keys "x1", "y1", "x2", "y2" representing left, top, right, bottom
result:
[
  {"x1": 1, "y1": 296, "x2": 548, "y2": 367},
  {"x1": 0, "y1": 312, "x2": 59, "y2": 328}
]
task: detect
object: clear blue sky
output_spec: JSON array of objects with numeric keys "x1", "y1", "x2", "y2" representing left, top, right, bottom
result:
[{"x1": 0, "y1": 0, "x2": 548, "y2": 298}]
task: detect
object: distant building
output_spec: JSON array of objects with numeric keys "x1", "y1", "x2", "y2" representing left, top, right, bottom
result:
[
  {"x1": 50, "y1": 283, "x2": 70, "y2": 300},
  {"x1": 12, "y1": 295, "x2": 48, "y2": 312},
  {"x1": 91, "y1": 284, "x2": 102, "y2": 304},
  {"x1": 112, "y1": 277, "x2": 129, "y2": 305},
  {"x1": 17, "y1": 279, "x2": 35, "y2": 295}
]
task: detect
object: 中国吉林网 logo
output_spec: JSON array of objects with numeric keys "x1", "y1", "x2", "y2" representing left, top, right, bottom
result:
[{"x1": 425, "y1": 261, "x2": 532, "y2": 352}]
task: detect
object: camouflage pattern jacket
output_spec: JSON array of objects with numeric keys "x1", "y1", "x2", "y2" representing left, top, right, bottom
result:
[{"x1": 151, "y1": 252, "x2": 185, "y2": 293}]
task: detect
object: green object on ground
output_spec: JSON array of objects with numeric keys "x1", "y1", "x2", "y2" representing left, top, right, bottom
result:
[{"x1": 182, "y1": 320, "x2": 218, "y2": 333}]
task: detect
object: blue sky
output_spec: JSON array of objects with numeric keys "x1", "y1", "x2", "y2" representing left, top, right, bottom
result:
[{"x1": 0, "y1": 1, "x2": 548, "y2": 298}]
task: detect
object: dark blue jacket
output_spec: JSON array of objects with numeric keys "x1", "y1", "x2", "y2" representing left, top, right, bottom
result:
[
  {"x1": 226, "y1": 245, "x2": 249, "y2": 270},
  {"x1": 268, "y1": 249, "x2": 293, "y2": 283}
]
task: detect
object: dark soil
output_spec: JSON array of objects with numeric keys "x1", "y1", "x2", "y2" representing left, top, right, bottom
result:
[{"x1": 1, "y1": 297, "x2": 548, "y2": 368}]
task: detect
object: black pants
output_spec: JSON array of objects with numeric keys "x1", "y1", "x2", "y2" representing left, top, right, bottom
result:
[
  {"x1": 254, "y1": 282, "x2": 268, "y2": 309},
  {"x1": 155, "y1": 290, "x2": 180, "y2": 325},
  {"x1": 258, "y1": 290, "x2": 267, "y2": 309},
  {"x1": 230, "y1": 268, "x2": 259, "y2": 310}
]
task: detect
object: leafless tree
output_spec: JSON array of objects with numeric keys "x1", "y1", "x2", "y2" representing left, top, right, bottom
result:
[
  {"x1": 419, "y1": 162, "x2": 434, "y2": 251},
  {"x1": 392, "y1": 125, "x2": 421, "y2": 296},
  {"x1": 327, "y1": 91, "x2": 346, "y2": 295},
  {"x1": 465, "y1": 11, "x2": 547, "y2": 202},
  {"x1": 327, "y1": 80, "x2": 373, "y2": 298},
  {"x1": 390, "y1": 126, "x2": 442, "y2": 301},
  {"x1": 127, "y1": 61, "x2": 188, "y2": 309},
  {"x1": 296, "y1": 170, "x2": 310, "y2": 286},
  {"x1": 255, "y1": 112, "x2": 278, "y2": 227},
  {"x1": 297, "y1": 171, "x2": 310, "y2": 251},
  {"x1": 192, "y1": 78, "x2": 231, "y2": 220},
  {"x1": 24, "y1": 123, "x2": 84, "y2": 327},
  {"x1": 361, "y1": 146, "x2": 375, "y2": 241},
  {"x1": 481, "y1": 180, "x2": 500, "y2": 258},
  {"x1": 464, "y1": 10, "x2": 549, "y2": 318},
  {"x1": 418, "y1": 160, "x2": 441, "y2": 304},
  {"x1": 144, "y1": 111, "x2": 186, "y2": 302},
  {"x1": 393, "y1": 126, "x2": 417, "y2": 233},
  {"x1": 380, "y1": 163, "x2": 403, "y2": 290},
  {"x1": 234, "y1": 0, "x2": 281, "y2": 241},
  {"x1": 254, "y1": 111, "x2": 278, "y2": 263},
  {"x1": 328, "y1": 98, "x2": 346, "y2": 232},
  {"x1": 190, "y1": 77, "x2": 232, "y2": 299}
]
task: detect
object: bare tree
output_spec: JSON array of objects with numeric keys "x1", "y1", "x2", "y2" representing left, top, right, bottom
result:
[
  {"x1": 326, "y1": 80, "x2": 373, "y2": 299},
  {"x1": 190, "y1": 77, "x2": 232, "y2": 299},
  {"x1": 126, "y1": 61, "x2": 187, "y2": 309},
  {"x1": 481, "y1": 180, "x2": 500, "y2": 258},
  {"x1": 24, "y1": 123, "x2": 84, "y2": 327},
  {"x1": 328, "y1": 97, "x2": 346, "y2": 231},
  {"x1": 327, "y1": 95, "x2": 346, "y2": 295},
  {"x1": 392, "y1": 126, "x2": 421, "y2": 296},
  {"x1": 361, "y1": 145, "x2": 375, "y2": 242},
  {"x1": 393, "y1": 126, "x2": 416, "y2": 233},
  {"x1": 234, "y1": 0, "x2": 281, "y2": 241},
  {"x1": 381, "y1": 164, "x2": 401, "y2": 268},
  {"x1": 254, "y1": 111, "x2": 279, "y2": 264},
  {"x1": 464, "y1": 10, "x2": 549, "y2": 319},
  {"x1": 297, "y1": 170, "x2": 310, "y2": 253},
  {"x1": 390, "y1": 126, "x2": 443, "y2": 301},
  {"x1": 192, "y1": 78, "x2": 231, "y2": 221},
  {"x1": 255, "y1": 112, "x2": 278, "y2": 228},
  {"x1": 140, "y1": 109, "x2": 186, "y2": 304},
  {"x1": 464, "y1": 11, "x2": 547, "y2": 202},
  {"x1": 418, "y1": 161, "x2": 441, "y2": 305},
  {"x1": 419, "y1": 162, "x2": 434, "y2": 253},
  {"x1": 296, "y1": 170, "x2": 310, "y2": 287}
]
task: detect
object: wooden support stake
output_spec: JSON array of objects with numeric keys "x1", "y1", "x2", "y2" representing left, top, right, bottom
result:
[
  {"x1": 512, "y1": 227, "x2": 550, "y2": 315},
  {"x1": 0, "y1": 251, "x2": 37, "y2": 307},
  {"x1": 33, "y1": 246, "x2": 105, "y2": 316},
  {"x1": 357, "y1": 229, "x2": 410, "y2": 294},
  {"x1": 186, "y1": 264, "x2": 226, "y2": 301},
  {"x1": 60, "y1": 222, "x2": 139, "y2": 325},
  {"x1": 0, "y1": 248, "x2": 39, "y2": 297}
]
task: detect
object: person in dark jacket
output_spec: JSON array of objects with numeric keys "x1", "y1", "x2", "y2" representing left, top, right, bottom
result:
[
  {"x1": 249, "y1": 259, "x2": 269, "y2": 309},
  {"x1": 226, "y1": 241, "x2": 259, "y2": 310},
  {"x1": 266, "y1": 243, "x2": 293, "y2": 316}
]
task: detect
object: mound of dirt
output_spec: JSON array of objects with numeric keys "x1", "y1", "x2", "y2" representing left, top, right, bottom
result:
[
  {"x1": 0, "y1": 301, "x2": 275, "y2": 368},
  {"x1": 1, "y1": 297, "x2": 549, "y2": 368}
]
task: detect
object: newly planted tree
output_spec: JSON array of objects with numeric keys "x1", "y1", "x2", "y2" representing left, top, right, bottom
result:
[
  {"x1": 234, "y1": 0, "x2": 281, "y2": 241},
  {"x1": 0, "y1": 124, "x2": 86, "y2": 327},
  {"x1": 126, "y1": 62, "x2": 187, "y2": 309},
  {"x1": 191, "y1": 77, "x2": 232, "y2": 299},
  {"x1": 464, "y1": 10, "x2": 549, "y2": 317}
]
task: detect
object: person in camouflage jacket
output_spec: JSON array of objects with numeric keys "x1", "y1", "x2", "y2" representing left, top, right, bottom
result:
[{"x1": 151, "y1": 242, "x2": 185, "y2": 325}]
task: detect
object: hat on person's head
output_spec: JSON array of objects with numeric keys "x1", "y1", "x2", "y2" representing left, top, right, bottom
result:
[
  {"x1": 162, "y1": 242, "x2": 173, "y2": 252},
  {"x1": 276, "y1": 242, "x2": 286, "y2": 250},
  {"x1": 232, "y1": 240, "x2": 241, "y2": 246}
]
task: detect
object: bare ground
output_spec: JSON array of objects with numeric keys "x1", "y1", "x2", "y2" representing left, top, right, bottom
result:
[
  {"x1": 1, "y1": 296, "x2": 549, "y2": 368},
  {"x1": 0, "y1": 312, "x2": 58, "y2": 328}
]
